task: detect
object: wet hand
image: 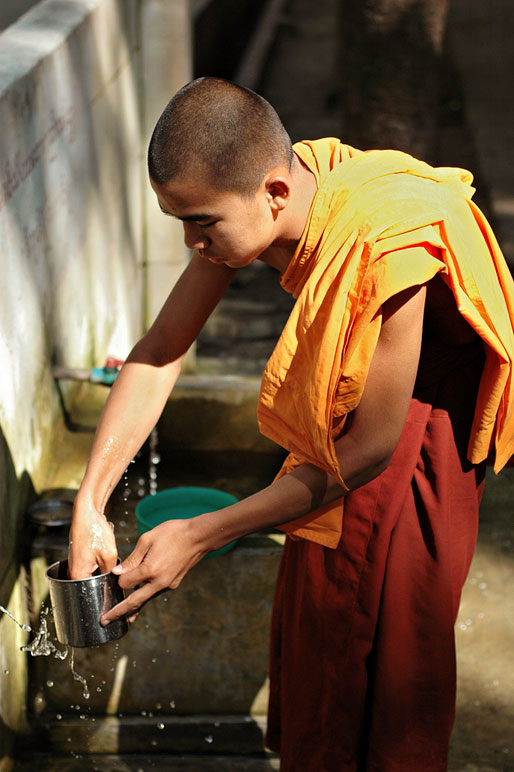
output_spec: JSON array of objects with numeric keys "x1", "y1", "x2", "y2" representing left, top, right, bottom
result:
[
  {"x1": 68, "y1": 495, "x2": 118, "y2": 579},
  {"x1": 100, "y1": 518, "x2": 208, "y2": 625}
]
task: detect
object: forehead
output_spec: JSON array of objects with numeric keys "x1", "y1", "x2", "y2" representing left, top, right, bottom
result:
[{"x1": 150, "y1": 176, "x2": 247, "y2": 218}]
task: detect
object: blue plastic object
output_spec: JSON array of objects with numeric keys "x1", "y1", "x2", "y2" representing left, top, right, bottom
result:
[{"x1": 135, "y1": 486, "x2": 239, "y2": 558}]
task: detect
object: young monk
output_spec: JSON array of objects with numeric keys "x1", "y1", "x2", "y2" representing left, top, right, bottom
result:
[{"x1": 69, "y1": 77, "x2": 514, "y2": 771}]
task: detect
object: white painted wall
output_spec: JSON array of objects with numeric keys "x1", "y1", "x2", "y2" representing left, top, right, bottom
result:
[{"x1": 0, "y1": 1, "x2": 191, "y2": 766}]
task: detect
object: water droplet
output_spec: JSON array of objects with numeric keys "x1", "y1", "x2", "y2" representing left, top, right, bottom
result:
[
  {"x1": 3, "y1": 670, "x2": 9, "y2": 675},
  {"x1": 157, "y1": 722, "x2": 165, "y2": 730},
  {"x1": 493, "y1": 679, "x2": 500, "y2": 686},
  {"x1": 151, "y1": 658, "x2": 156, "y2": 663},
  {"x1": 56, "y1": 714, "x2": 62, "y2": 720},
  {"x1": 46, "y1": 680, "x2": 54, "y2": 688},
  {"x1": 478, "y1": 582, "x2": 488, "y2": 590},
  {"x1": 151, "y1": 740, "x2": 157, "y2": 746},
  {"x1": 204, "y1": 735, "x2": 213, "y2": 744}
]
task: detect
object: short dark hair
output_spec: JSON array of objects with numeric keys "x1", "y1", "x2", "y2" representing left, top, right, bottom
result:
[{"x1": 148, "y1": 77, "x2": 294, "y2": 197}]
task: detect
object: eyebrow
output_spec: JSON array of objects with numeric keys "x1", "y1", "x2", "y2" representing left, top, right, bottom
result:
[{"x1": 159, "y1": 206, "x2": 215, "y2": 222}]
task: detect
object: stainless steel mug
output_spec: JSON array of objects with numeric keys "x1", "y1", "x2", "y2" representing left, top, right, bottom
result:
[{"x1": 46, "y1": 560, "x2": 128, "y2": 647}]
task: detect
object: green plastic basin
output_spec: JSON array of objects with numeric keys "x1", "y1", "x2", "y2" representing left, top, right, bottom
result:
[{"x1": 135, "y1": 486, "x2": 239, "y2": 558}]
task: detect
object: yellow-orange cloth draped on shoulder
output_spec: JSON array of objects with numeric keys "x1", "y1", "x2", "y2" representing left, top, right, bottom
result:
[{"x1": 257, "y1": 137, "x2": 514, "y2": 548}]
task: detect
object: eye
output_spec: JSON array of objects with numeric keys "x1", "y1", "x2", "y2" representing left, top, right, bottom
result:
[{"x1": 201, "y1": 220, "x2": 218, "y2": 228}]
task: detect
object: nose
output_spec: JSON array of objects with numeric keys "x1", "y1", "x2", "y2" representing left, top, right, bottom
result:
[{"x1": 182, "y1": 222, "x2": 209, "y2": 250}]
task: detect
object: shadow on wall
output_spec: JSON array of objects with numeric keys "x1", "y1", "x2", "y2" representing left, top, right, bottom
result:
[
  {"x1": 0, "y1": 426, "x2": 34, "y2": 603},
  {"x1": 193, "y1": 0, "x2": 264, "y2": 79}
]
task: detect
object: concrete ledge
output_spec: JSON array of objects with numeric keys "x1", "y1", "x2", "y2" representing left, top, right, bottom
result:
[
  {"x1": 163, "y1": 374, "x2": 279, "y2": 454},
  {"x1": 27, "y1": 714, "x2": 270, "y2": 755},
  {"x1": 14, "y1": 752, "x2": 280, "y2": 771}
]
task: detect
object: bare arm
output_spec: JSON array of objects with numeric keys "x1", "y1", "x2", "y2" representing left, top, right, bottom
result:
[
  {"x1": 101, "y1": 283, "x2": 426, "y2": 622},
  {"x1": 68, "y1": 252, "x2": 236, "y2": 579}
]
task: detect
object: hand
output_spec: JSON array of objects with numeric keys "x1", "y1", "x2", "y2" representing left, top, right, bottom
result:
[
  {"x1": 68, "y1": 494, "x2": 118, "y2": 579},
  {"x1": 99, "y1": 518, "x2": 208, "y2": 625}
]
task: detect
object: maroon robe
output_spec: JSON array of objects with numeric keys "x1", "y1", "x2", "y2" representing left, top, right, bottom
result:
[{"x1": 266, "y1": 336, "x2": 486, "y2": 771}]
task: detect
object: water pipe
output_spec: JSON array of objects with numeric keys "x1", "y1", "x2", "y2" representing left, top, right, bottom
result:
[
  {"x1": 52, "y1": 357, "x2": 124, "y2": 431},
  {"x1": 52, "y1": 356, "x2": 124, "y2": 387}
]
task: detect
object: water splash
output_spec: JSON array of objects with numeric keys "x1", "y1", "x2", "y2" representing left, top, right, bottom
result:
[
  {"x1": 0, "y1": 605, "x2": 31, "y2": 632},
  {"x1": 69, "y1": 649, "x2": 90, "y2": 700},
  {"x1": 21, "y1": 611, "x2": 68, "y2": 660}
]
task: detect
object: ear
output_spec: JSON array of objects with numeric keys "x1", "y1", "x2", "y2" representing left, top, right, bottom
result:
[{"x1": 264, "y1": 172, "x2": 291, "y2": 213}]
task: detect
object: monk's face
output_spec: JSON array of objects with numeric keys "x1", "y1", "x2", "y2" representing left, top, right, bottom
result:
[{"x1": 150, "y1": 174, "x2": 281, "y2": 269}]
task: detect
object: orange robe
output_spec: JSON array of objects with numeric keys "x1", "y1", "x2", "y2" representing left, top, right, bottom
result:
[
  {"x1": 258, "y1": 138, "x2": 514, "y2": 547},
  {"x1": 260, "y1": 139, "x2": 514, "y2": 771}
]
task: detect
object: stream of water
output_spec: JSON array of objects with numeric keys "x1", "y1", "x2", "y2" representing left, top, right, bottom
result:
[{"x1": 1, "y1": 603, "x2": 93, "y2": 700}]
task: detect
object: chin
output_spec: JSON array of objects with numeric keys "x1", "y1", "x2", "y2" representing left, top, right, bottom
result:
[{"x1": 207, "y1": 256, "x2": 227, "y2": 265}]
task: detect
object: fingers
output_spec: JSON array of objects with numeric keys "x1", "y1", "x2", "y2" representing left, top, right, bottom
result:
[
  {"x1": 110, "y1": 540, "x2": 152, "y2": 587},
  {"x1": 97, "y1": 549, "x2": 118, "y2": 576},
  {"x1": 100, "y1": 581, "x2": 157, "y2": 626}
]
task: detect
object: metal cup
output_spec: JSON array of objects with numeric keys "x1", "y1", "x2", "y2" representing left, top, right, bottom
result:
[{"x1": 46, "y1": 560, "x2": 128, "y2": 647}]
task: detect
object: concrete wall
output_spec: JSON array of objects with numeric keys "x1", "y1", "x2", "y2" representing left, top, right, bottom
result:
[{"x1": 0, "y1": 1, "x2": 191, "y2": 768}]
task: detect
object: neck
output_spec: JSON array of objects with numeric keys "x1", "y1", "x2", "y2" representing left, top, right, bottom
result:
[{"x1": 260, "y1": 155, "x2": 317, "y2": 272}]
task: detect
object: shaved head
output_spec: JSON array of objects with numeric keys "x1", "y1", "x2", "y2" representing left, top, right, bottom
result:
[{"x1": 148, "y1": 77, "x2": 294, "y2": 197}]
